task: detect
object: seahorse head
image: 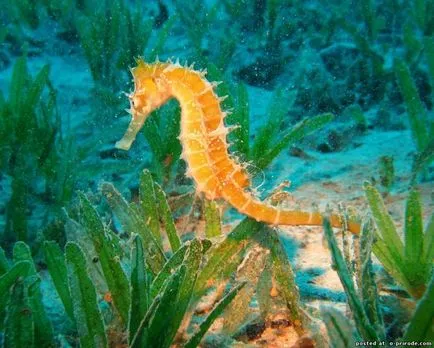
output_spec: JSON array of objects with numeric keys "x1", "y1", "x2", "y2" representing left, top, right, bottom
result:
[
  {"x1": 115, "y1": 60, "x2": 170, "y2": 151},
  {"x1": 130, "y1": 59, "x2": 171, "y2": 114}
]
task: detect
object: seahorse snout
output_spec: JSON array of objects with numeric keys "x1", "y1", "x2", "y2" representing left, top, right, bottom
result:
[{"x1": 115, "y1": 106, "x2": 149, "y2": 151}]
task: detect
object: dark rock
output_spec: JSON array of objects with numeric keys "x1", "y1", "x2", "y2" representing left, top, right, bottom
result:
[
  {"x1": 327, "y1": 130, "x2": 344, "y2": 152},
  {"x1": 270, "y1": 318, "x2": 290, "y2": 329},
  {"x1": 234, "y1": 320, "x2": 267, "y2": 342},
  {"x1": 320, "y1": 44, "x2": 359, "y2": 80},
  {"x1": 289, "y1": 147, "x2": 315, "y2": 160},
  {"x1": 292, "y1": 335, "x2": 315, "y2": 348},
  {"x1": 237, "y1": 55, "x2": 288, "y2": 89},
  {"x1": 317, "y1": 142, "x2": 333, "y2": 153},
  {"x1": 246, "y1": 321, "x2": 266, "y2": 340},
  {"x1": 56, "y1": 29, "x2": 79, "y2": 43},
  {"x1": 154, "y1": 0, "x2": 169, "y2": 28},
  {"x1": 99, "y1": 147, "x2": 130, "y2": 159},
  {"x1": 0, "y1": 51, "x2": 10, "y2": 70}
]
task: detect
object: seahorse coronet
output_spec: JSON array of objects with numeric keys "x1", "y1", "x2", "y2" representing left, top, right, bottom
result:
[{"x1": 116, "y1": 58, "x2": 361, "y2": 234}]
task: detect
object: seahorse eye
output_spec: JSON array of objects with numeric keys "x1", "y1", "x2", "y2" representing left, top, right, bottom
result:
[
  {"x1": 132, "y1": 96, "x2": 140, "y2": 109},
  {"x1": 131, "y1": 94, "x2": 148, "y2": 115}
]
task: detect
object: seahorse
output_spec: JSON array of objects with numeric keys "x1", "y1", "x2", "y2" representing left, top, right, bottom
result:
[{"x1": 115, "y1": 59, "x2": 361, "y2": 234}]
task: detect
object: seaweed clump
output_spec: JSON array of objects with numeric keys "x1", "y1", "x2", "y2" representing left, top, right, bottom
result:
[
  {"x1": 0, "y1": 58, "x2": 74, "y2": 247},
  {"x1": 0, "y1": 171, "x2": 307, "y2": 347},
  {"x1": 320, "y1": 183, "x2": 433, "y2": 345}
]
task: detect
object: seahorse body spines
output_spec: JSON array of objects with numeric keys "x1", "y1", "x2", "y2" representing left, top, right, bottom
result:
[
  {"x1": 166, "y1": 66, "x2": 248, "y2": 202},
  {"x1": 118, "y1": 59, "x2": 361, "y2": 234}
]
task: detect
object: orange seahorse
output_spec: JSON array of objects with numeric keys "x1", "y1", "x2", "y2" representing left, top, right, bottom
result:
[{"x1": 115, "y1": 59, "x2": 360, "y2": 234}]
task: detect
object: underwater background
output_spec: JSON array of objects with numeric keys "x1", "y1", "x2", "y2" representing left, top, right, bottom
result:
[{"x1": 0, "y1": 0, "x2": 433, "y2": 347}]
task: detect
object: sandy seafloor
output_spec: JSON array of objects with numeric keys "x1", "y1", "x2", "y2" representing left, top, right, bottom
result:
[{"x1": 1, "y1": 8, "x2": 434, "y2": 347}]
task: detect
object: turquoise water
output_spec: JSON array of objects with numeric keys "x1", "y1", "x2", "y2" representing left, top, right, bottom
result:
[{"x1": 0, "y1": 1, "x2": 433, "y2": 347}]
